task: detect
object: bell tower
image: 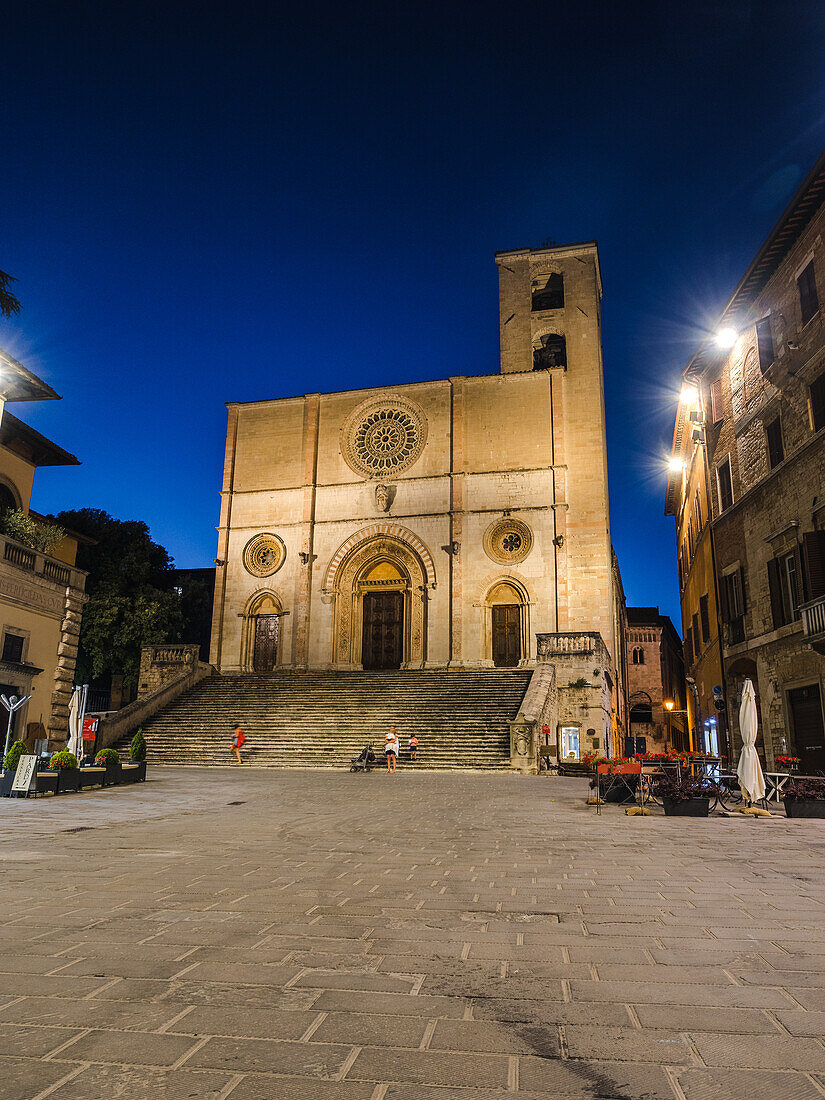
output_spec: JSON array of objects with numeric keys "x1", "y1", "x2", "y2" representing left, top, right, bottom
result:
[{"x1": 495, "y1": 241, "x2": 602, "y2": 376}]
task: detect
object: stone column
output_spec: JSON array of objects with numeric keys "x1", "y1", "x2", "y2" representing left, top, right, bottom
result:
[{"x1": 48, "y1": 586, "x2": 87, "y2": 743}]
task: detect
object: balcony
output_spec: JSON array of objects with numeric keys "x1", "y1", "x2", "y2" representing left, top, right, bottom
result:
[
  {"x1": 802, "y1": 595, "x2": 825, "y2": 653},
  {"x1": 0, "y1": 533, "x2": 86, "y2": 592}
]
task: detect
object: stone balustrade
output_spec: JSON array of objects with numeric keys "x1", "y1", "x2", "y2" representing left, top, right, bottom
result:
[{"x1": 0, "y1": 534, "x2": 82, "y2": 590}]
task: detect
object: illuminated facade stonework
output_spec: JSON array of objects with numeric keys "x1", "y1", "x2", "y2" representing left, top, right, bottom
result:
[{"x1": 210, "y1": 242, "x2": 625, "y2": 751}]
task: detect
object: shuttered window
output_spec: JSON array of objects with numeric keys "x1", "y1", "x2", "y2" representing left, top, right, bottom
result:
[
  {"x1": 717, "y1": 458, "x2": 733, "y2": 511},
  {"x1": 720, "y1": 568, "x2": 746, "y2": 645},
  {"x1": 757, "y1": 316, "x2": 774, "y2": 372},
  {"x1": 768, "y1": 549, "x2": 802, "y2": 629},
  {"x1": 803, "y1": 530, "x2": 825, "y2": 600},
  {"x1": 798, "y1": 260, "x2": 819, "y2": 326},
  {"x1": 700, "y1": 594, "x2": 710, "y2": 642},
  {"x1": 710, "y1": 378, "x2": 724, "y2": 423},
  {"x1": 765, "y1": 416, "x2": 784, "y2": 468},
  {"x1": 692, "y1": 612, "x2": 700, "y2": 651},
  {"x1": 811, "y1": 373, "x2": 825, "y2": 433},
  {"x1": 684, "y1": 625, "x2": 693, "y2": 666}
]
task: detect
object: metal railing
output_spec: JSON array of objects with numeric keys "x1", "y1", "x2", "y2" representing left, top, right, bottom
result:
[{"x1": 802, "y1": 595, "x2": 825, "y2": 640}]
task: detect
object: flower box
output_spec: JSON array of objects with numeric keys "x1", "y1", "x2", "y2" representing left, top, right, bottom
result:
[
  {"x1": 663, "y1": 796, "x2": 710, "y2": 817},
  {"x1": 56, "y1": 768, "x2": 80, "y2": 794},
  {"x1": 597, "y1": 762, "x2": 641, "y2": 775},
  {"x1": 79, "y1": 766, "x2": 106, "y2": 789},
  {"x1": 121, "y1": 761, "x2": 146, "y2": 783},
  {"x1": 784, "y1": 799, "x2": 825, "y2": 819}
]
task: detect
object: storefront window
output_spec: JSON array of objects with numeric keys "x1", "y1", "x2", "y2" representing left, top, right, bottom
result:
[{"x1": 560, "y1": 726, "x2": 580, "y2": 760}]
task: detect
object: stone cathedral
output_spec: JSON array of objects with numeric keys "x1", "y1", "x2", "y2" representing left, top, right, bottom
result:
[{"x1": 209, "y1": 242, "x2": 625, "y2": 755}]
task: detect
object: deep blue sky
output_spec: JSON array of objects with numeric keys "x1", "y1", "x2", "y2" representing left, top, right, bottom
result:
[{"x1": 3, "y1": 1, "x2": 824, "y2": 628}]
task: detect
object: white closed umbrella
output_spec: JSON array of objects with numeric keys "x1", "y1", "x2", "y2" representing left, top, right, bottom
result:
[
  {"x1": 67, "y1": 688, "x2": 81, "y2": 758},
  {"x1": 737, "y1": 679, "x2": 766, "y2": 805}
]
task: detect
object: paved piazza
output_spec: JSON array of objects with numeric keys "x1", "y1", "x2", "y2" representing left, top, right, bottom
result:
[{"x1": 2, "y1": 770, "x2": 825, "y2": 1099}]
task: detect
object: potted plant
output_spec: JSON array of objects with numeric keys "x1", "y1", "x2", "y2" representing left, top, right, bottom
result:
[
  {"x1": 775, "y1": 756, "x2": 801, "y2": 773},
  {"x1": 655, "y1": 773, "x2": 719, "y2": 817},
  {"x1": 48, "y1": 750, "x2": 80, "y2": 793},
  {"x1": 125, "y1": 729, "x2": 147, "y2": 782},
  {"x1": 783, "y1": 777, "x2": 825, "y2": 818},
  {"x1": 95, "y1": 747, "x2": 122, "y2": 786},
  {"x1": 1, "y1": 740, "x2": 27, "y2": 796}
]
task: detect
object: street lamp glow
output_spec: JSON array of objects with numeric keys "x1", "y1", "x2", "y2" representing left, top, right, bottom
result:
[
  {"x1": 715, "y1": 327, "x2": 737, "y2": 349},
  {"x1": 668, "y1": 457, "x2": 684, "y2": 473},
  {"x1": 680, "y1": 385, "x2": 698, "y2": 405},
  {"x1": 664, "y1": 699, "x2": 674, "y2": 711}
]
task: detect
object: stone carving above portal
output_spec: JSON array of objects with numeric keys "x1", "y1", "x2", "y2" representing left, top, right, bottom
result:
[
  {"x1": 483, "y1": 518, "x2": 533, "y2": 565},
  {"x1": 243, "y1": 533, "x2": 286, "y2": 578},
  {"x1": 341, "y1": 394, "x2": 427, "y2": 479}
]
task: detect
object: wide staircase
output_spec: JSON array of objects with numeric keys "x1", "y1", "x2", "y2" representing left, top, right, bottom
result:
[{"x1": 123, "y1": 669, "x2": 533, "y2": 770}]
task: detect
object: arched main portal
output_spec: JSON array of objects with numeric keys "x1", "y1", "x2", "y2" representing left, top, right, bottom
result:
[
  {"x1": 241, "y1": 590, "x2": 284, "y2": 672},
  {"x1": 484, "y1": 579, "x2": 529, "y2": 667},
  {"x1": 326, "y1": 530, "x2": 432, "y2": 669}
]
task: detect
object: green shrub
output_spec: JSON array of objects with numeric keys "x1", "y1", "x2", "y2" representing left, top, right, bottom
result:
[
  {"x1": 3, "y1": 739, "x2": 27, "y2": 772},
  {"x1": 95, "y1": 748, "x2": 119, "y2": 765},
  {"x1": 49, "y1": 750, "x2": 78, "y2": 770},
  {"x1": 567, "y1": 677, "x2": 590, "y2": 689},
  {"x1": 130, "y1": 728, "x2": 147, "y2": 762},
  {"x1": 0, "y1": 509, "x2": 65, "y2": 554}
]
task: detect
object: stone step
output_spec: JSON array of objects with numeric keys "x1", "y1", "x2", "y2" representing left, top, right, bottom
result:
[{"x1": 122, "y1": 669, "x2": 532, "y2": 770}]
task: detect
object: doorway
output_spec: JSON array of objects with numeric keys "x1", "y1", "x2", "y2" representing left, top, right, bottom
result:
[
  {"x1": 492, "y1": 604, "x2": 521, "y2": 667},
  {"x1": 362, "y1": 591, "x2": 403, "y2": 669},
  {"x1": 253, "y1": 615, "x2": 279, "y2": 672},
  {"x1": 788, "y1": 683, "x2": 825, "y2": 774}
]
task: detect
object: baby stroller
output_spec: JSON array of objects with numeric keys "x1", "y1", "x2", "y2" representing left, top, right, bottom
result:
[{"x1": 350, "y1": 743, "x2": 375, "y2": 772}]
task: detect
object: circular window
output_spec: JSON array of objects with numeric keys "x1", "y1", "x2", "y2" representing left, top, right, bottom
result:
[
  {"x1": 243, "y1": 533, "x2": 286, "y2": 578},
  {"x1": 341, "y1": 395, "x2": 427, "y2": 479},
  {"x1": 483, "y1": 519, "x2": 533, "y2": 565}
]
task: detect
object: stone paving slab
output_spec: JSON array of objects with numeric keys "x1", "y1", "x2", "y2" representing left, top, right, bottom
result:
[{"x1": 2, "y1": 767, "x2": 825, "y2": 1098}]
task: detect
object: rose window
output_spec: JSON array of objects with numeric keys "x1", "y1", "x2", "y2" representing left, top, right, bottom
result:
[
  {"x1": 243, "y1": 533, "x2": 286, "y2": 578},
  {"x1": 341, "y1": 395, "x2": 427, "y2": 479},
  {"x1": 483, "y1": 519, "x2": 533, "y2": 565}
]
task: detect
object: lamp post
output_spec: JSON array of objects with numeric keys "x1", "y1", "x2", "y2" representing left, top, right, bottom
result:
[
  {"x1": 664, "y1": 698, "x2": 674, "y2": 751},
  {"x1": 1, "y1": 694, "x2": 31, "y2": 771}
]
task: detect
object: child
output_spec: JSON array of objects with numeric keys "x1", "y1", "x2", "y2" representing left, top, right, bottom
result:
[
  {"x1": 409, "y1": 734, "x2": 418, "y2": 761},
  {"x1": 231, "y1": 725, "x2": 246, "y2": 765}
]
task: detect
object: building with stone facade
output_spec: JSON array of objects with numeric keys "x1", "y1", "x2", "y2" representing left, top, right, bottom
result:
[
  {"x1": 625, "y1": 606, "x2": 687, "y2": 753},
  {"x1": 666, "y1": 390, "x2": 726, "y2": 756},
  {"x1": 667, "y1": 149, "x2": 825, "y2": 772},
  {"x1": 210, "y1": 241, "x2": 627, "y2": 760},
  {"x1": 0, "y1": 350, "x2": 87, "y2": 748}
]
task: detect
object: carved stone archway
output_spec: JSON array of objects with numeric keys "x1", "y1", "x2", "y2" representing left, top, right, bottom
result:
[
  {"x1": 240, "y1": 589, "x2": 286, "y2": 671},
  {"x1": 327, "y1": 530, "x2": 432, "y2": 669},
  {"x1": 483, "y1": 578, "x2": 531, "y2": 667}
]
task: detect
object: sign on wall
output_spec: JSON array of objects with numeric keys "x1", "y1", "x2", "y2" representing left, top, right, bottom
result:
[{"x1": 82, "y1": 717, "x2": 99, "y2": 742}]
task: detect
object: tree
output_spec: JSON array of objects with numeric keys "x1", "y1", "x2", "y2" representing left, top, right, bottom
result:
[
  {"x1": 52, "y1": 509, "x2": 184, "y2": 689},
  {"x1": 0, "y1": 270, "x2": 21, "y2": 318}
]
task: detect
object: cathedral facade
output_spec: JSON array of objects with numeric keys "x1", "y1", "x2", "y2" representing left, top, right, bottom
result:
[{"x1": 210, "y1": 242, "x2": 620, "y2": 700}]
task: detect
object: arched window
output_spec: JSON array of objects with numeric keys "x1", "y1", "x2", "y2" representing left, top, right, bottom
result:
[
  {"x1": 0, "y1": 483, "x2": 18, "y2": 516},
  {"x1": 533, "y1": 333, "x2": 567, "y2": 371},
  {"x1": 532, "y1": 272, "x2": 564, "y2": 312},
  {"x1": 632, "y1": 646, "x2": 645, "y2": 665}
]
